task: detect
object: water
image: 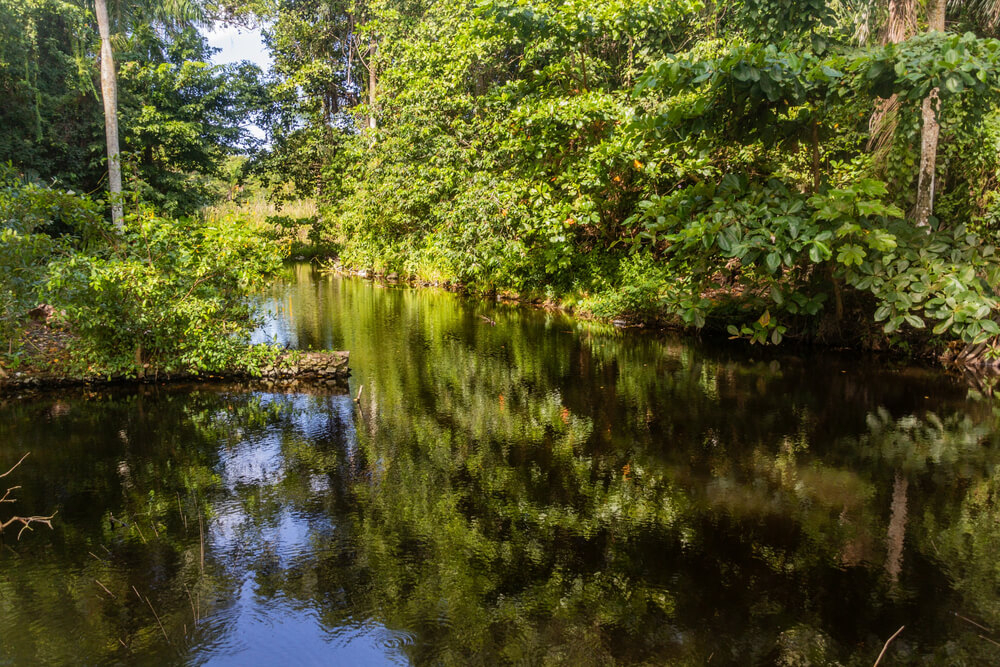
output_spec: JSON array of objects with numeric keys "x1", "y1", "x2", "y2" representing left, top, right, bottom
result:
[{"x1": 1, "y1": 262, "x2": 999, "y2": 665}]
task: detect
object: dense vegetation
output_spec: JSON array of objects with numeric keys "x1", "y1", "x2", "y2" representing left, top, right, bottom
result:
[
  {"x1": 245, "y1": 0, "x2": 1000, "y2": 356},
  {"x1": 0, "y1": 0, "x2": 282, "y2": 376},
  {"x1": 3, "y1": 0, "x2": 1000, "y2": 376}
]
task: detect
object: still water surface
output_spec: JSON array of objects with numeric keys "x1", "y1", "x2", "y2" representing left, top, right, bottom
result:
[{"x1": 2, "y1": 263, "x2": 1000, "y2": 665}]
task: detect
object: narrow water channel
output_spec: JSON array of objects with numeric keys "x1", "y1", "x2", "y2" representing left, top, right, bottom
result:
[{"x1": 1, "y1": 263, "x2": 999, "y2": 665}]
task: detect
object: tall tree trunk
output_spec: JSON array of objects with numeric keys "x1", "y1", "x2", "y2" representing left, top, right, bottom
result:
[
  {"x1": 915, "y1": 0, "x2": 947, "y2": 229},
  {"x1": 95, "y1": 0, "x2": 123, "y2": 227},
  {"x1": 367, "y1": 38, "x2": 377, "y2": 130}
]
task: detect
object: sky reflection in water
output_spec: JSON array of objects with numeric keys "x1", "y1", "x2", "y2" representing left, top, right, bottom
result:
[{"x1": 1, "y1": 264, "x2": 1000, "y2": 665}]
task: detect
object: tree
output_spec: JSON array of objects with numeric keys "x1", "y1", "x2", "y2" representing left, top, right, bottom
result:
[
  {"x1": 890, "y1": 0, "x2": 1000, "y2": 228},
  {"x1": 914, "y1": 0, "x2": 947, "y2": 228},
  {"x1": 94, "y1": 0, "x2": 123, "y2": 227}
]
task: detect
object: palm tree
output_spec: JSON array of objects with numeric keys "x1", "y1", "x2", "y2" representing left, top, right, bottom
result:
[
  {"x1": 89, "y1": 0, "x2": 206, "y2": 227},
  {"x1": 94, "y1": 0, "x2": 123, "y2": 227},
  {"x1": 880, "y1": 0, "x2": 999, "y2": 227}
]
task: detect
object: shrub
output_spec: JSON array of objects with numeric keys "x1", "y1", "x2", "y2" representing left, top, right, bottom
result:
[
  {"x1": 577, "y1": 252, "x2": 669, "y2": 321},
  {"x1": 44, "y1": 211, "x2": 285, "y2": 376},
  {"x1": 0, "y1": 165, "x2": 102, "y2": 359}
]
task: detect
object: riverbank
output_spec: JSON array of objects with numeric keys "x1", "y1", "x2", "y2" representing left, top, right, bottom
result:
[
  {"x1": 319, "y1": 260, "x2": 999, "y2": 374},
  {"x1": 0, "y1": 317, "x2": 349, "y2": 395}
]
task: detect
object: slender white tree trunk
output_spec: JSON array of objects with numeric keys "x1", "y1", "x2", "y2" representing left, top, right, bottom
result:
[
  {"x1": 368, "y1": 38, "x2": 377, "y2": 130},
  {"x1": 915, "y1": 0, "x2": 947, "y2": 228},
  {"x1": 95, "y1": 0, "x2": 123, "y2": 227}
]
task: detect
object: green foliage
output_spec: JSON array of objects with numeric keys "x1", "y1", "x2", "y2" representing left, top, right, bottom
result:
[
  {"x1": 117, "y1": 27, "x2": 269, "y2": 215},
  {"x1": 44, "y1": 210, "x2": 285, "y2": 376},
  {"x1": 0, "y1": 0, "x2": 101, "y2": 185},
  {"x1": 734, "y1": 0, "x2": 836, "y2": 42},
  {"x1": 286, "y1": 0, "x2": 1000, "y2": 354},
  {"x1": 0, "y1": 163, "x2": 102, "y2": 358},
  {"x1": 0, "y1": 167, "x2": 284, "y2": 376},
  {"x1": 0, "y1": 2, "x2": 268, "y2": 215},
  {"x1": 576, "y1": 251, "x2": 668, "y2": 321}
]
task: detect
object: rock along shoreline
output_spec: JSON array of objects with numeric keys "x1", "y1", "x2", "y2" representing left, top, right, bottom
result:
[{"x1": 0, "y1": 350, "x2": 350, "y2": 395}]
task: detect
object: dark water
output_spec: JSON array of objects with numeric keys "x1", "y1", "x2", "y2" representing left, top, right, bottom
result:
[{"x1": 2, "y1": 263, "x2": 1000, "y2": 665}]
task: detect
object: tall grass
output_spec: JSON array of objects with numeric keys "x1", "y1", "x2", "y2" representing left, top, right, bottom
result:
[
  {"x1": 202, "y1": 194, "x2": 317, "y2": 229},
  {"x1": 203, "y1": 194, "x2": 323, "y2": 258}
]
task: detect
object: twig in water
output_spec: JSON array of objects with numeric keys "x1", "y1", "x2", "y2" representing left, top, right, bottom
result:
[
  {"x1": 0, "y1": 453, "x2": 53, "y2": 539},
  {"x1": 980, "y1": 634, "x2": 1000, "y2": 649},
  {"x1": 143, "y1": 593, "x2": 171, "y2": 645},
  {"x1": 0, "y1": 453, "x2": 30, "y2": 479},
  {"x1": 133, "y1": 521, "x2": 147, "y2": 544},
  {"x1": 955, "y1": 611, "x2": 993, "y2": 633},
  {"x1": 198, "y1": 514, "x2": 204, "y2": 573},
  {"x1": 133, "y1": 584, "x2": 172, "y2": 646},
  {"x1": 184, "y1": 582, "x2": 198, "y2": 623},
  {"x1": 0, "y1": 485, "x2": 21, "y2": 505},
  {"x1": 1, "y1": 512, "x2": 56, "y2": 539},
  {"x1": 873, "y1": 626, "x2": 905, "y2": 667},
  {"x1": 95, "y1": 579, "x2": 116, "y2": 599},
  {"x1": 354, "y1": 384, "x2": 366, "y2": 420},
  {"x1": 176, "y1": 492, "x2": 187, "y2": 531}
]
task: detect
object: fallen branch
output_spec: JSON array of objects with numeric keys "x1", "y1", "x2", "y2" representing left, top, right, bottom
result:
[
  {"x1": 1, "y1": 452, "x2": 56, "y2": 539},
  {"x1": 0, "y1": 512, "x2": 56, "y2": 539},
  {"x1": 873, "y1": 626, "x2": 905, "y2": 667}
]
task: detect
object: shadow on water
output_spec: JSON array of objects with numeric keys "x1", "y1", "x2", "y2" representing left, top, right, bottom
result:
[{"x1": 2, "y1": 262, "x2": 1000, "y2": 665}]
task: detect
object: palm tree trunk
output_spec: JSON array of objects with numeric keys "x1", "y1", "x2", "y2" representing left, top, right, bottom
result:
[
  {"x1": 914, "y1": 0, "x2": 947, "y2": 228},
  {"x1": 367, "y1": 38, "x2": 377, "y2": 130},
  {"x1": 867, "y1": 0, "x2": 915, "y2": 163},
  {"x1": 886, "y1": 0, "x2": 916, "y2": 43},
  {"x1": 94, "y1": 0, "x2": 123, "y2": 227}
]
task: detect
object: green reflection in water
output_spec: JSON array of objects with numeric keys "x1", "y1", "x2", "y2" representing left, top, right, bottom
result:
[{"x1": 1, "y1": 264, "x2": 999, "y2": 665}]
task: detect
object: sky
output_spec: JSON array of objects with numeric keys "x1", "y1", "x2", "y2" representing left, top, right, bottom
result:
[
  {"x1": 203, "y1": 24, "x2": 271, "y2": 141},
  {"x1": 204, "y1": 24, "x2": 271, "y2": 72}
]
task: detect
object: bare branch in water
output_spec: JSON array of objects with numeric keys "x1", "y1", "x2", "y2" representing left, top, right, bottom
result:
[
  {"x1": 1, "y1": 452, "x2": 56, "y2": 539},
  {"x1": 873, "y1": 626, "x2": 905, "y2": 667},
  {"x1": 0, "y1": 452, "x2": 30, "y2": 479}
]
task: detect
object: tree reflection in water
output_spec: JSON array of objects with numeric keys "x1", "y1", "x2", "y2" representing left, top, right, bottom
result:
[{"x1": 1, "y1": 266, "x2": 999, "y2": 665}]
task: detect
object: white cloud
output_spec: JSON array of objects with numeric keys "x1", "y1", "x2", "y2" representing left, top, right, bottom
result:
[{"x1": 204, "y1": 25, "x2": 271, "y2": 73}]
